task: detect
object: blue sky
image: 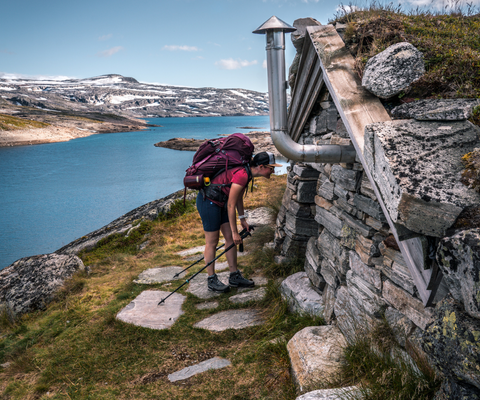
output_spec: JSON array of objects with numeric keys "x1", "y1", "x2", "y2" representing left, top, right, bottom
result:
[{"x1": 1, "y1": 0, "x2": 476, "y2": 92}]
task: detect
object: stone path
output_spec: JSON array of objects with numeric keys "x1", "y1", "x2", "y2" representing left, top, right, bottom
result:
[
  {"x1": 186, "y1": 271, "x2": 231, "y2": 299},
  {"x1": 133, "y1": 266, "x2": 186, "y2": 284},
  {"x1": 229, "y1": 287, "x2": 267, "y2": 304},
  {"x1": 194, "y1": 309, "x2": 265, "y2": 332},
  {"x1": 116, "y1": 290, "x2": 185, "y2": 330},
  {"x1": 167, "y1": 357, "x2": 231, "y2": 382},
  {"x1": 195, "y1": 301, "x2": 219, "y2": 310}
]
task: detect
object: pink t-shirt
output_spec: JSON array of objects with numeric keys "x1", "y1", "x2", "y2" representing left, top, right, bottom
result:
[{"x1": 208, "y1": 166, "x2": 249, "y2": 206}]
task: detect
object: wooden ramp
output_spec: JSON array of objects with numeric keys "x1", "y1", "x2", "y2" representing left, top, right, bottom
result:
[{"x1": 288, "y1": 24, "x2": 445, "y2": 306}]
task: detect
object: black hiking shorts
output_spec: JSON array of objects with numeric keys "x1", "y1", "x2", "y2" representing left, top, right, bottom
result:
[{"x1": 196, "y1": 194, "x2": 229, "y2": 232}]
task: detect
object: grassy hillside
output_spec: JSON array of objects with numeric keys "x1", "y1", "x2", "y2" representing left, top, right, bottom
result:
[
  {"x1": 0, "y1": 114, "x2": 50, "y2": 131},
  {"x1": 332, "y1": 4, "x2": 480, "y2": 102}
]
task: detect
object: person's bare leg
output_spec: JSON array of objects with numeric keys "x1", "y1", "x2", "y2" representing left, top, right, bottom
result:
[
  {"x1": 204, "y1": 230, "x2": 220, "y2": 276},
  {"x1": 220, "y1": 222, "x2": 237, "y2": 273}
]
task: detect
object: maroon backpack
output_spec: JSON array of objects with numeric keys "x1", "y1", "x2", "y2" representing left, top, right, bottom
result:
[{"x1": 184, "y1": 133, "x2": 254, "y2": 190}]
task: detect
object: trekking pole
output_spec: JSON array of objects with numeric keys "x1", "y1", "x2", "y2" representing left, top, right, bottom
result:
[
  {"x1": 173, "y1": 228, "x2": 248, "y2": 278},
  {"x1": 158, "y1": 228, "x2": 253, "y2": 306}
]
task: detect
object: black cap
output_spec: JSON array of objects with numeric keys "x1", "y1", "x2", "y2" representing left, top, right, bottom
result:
[{"x1": 252, "y1": 151, "x2": 282, "y2": 167}]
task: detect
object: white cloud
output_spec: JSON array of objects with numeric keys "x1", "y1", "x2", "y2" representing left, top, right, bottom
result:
[
  {"x1": 335, "y1": 4, "x2": 361, "y2": 13},
  {"x1": 96, "y1": 46, "x2": 124, "y2": 57},
  {"x1": 0, "y1": 72, "x2": 73, "y2": 81},
  {"x1": 262, "y1": 60, "x2": 267, "y2": 69},
  {"x1": 163, "y1": 45, "x2": 200, "y2": 51},
  {"x1": 99, "y1": 34, "x2": 113, "y2": 41},
  {"x1": 215, "y1": 58, "x2": 258, "y2": 70}
]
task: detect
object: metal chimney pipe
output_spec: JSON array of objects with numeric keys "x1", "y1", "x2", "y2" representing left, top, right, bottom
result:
[{"x1": 253, "y1": 16, "x2": 356, "y2": 163}]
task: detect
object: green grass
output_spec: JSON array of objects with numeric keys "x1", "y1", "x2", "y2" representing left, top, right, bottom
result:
[
  {"x1": 332, "y1": 2, "x2": 480, "y2": 101},
  {"x1": 0, "y1": 114, "x2": 50, "y2": 131},
  {"x1": 333, "y1": 318, "x2": 441, "y2": 400}
]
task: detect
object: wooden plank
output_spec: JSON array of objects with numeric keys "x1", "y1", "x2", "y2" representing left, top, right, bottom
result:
[
  {"x1": 288, "y1": 43, "x2": 318, "y2": 137},
  {"x1": 291, "y1": 62, "x2": 324, "y2": 143},
  {"x1": 306, "y1": 25, "x2": 440, "y2": 306},
  {"x1": 307, "y1": 25, "x2": 390, "y2": 152}
]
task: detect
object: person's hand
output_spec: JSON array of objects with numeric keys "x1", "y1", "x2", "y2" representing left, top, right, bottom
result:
[
  {"x1": 240, "y1": 218, "x2": 250, "y2": 232},
  {"x1": 232, "y1": 231, "x2": 242, "y2": 245}
]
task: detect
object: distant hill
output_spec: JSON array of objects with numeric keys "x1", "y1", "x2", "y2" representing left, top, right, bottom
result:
[{"x1": 0, "y1": 74, "x2": 269, "y2": 118}]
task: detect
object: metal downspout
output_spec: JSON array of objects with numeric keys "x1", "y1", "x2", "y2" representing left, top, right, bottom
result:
[{"x1": 253, "y1": 16, "x2": 356, "y2": 164}]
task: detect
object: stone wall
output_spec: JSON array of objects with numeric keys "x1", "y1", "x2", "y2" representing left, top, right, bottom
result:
[
  {"x1": 277, "y1": 22, "x2": 480, "y2": 397},
  {"x1": 274, "y1": 86, "x2": 433, "y2": 346}
]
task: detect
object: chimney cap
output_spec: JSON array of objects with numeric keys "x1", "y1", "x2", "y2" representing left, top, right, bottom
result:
[{"x1": 253, "y1": 16, "x2": 296, "y2": 34}]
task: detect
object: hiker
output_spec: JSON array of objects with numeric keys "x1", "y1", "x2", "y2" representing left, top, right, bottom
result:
[{"x1": 196, "y1": 151, "x2": 281, "y2": 293}]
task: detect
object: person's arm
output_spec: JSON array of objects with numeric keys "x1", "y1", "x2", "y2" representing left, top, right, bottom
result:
[{"x1": 228, "y1": 183, "x2": 245, "y2": 245}]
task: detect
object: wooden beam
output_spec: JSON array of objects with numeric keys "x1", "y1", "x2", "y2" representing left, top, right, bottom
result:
[{"x1": 306, "y1": 25, "x2": 441, "y2": 306}]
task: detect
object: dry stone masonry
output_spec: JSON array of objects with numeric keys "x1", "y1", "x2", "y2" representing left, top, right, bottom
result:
[{"x1": 279, "y1": 22, "x2": 480, "y2": 399}]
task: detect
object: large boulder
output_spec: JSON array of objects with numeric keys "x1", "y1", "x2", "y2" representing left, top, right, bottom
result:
[
  {"x1": 287, "y1": 326, "x2": 347, "y2": 392},
  {"x1": 392, "y1": 99, "x2": 480, "y2": 121},
  {"x1": 280, "y1": 272, "x2": 324, "y2": 317},
  {"x1": 0, "y1": 253, "x2": 86, "y2": 317},
  {"x1": 436, "y1": 228, "x2": 480, "y2": 319},
  {"x1": 422, "y1": 296, "x2": 480, "y2": 399},
  {"x1": 362, "y1": 42, "x2": 425, "y2": 99},
  {"x1": 364, "y1": 119, "x2": 480, "y2": 237}
]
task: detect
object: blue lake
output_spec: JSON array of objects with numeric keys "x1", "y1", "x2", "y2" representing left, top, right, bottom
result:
[{"x1": 0, "y1": 115, "x2": 287, "y2": 269}]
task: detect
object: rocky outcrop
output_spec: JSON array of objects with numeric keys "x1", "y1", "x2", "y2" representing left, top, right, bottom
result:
[
  {"x1": 154, "y1": 131, "x2": 280, "y2": 157},
  {"x1": 392, "y1": 99, "x2": 480, "y2": 121},
  {"x1": 0, "y1": 190, "x2": 198, "y2": 318},
  {"x1": 0, "y1": 253, "x2": 85, "y2": 317},
  {"x1": 422, "y1": 297, "x2": 480, "y2": 399},
  {"x1": 0, "y1": 74, "x2": 269, "y2": 119},
  {"x1": 57, "y1": 190, "x2": 196, "y2": 255},
  {"x1": 364, "y1": 119, "x2": 480, "y2": 237},
  {"x1": 436, "y1": 229, "x2": 480, "y2": 319},
  {"x1": 362, "y1": 42, "x2": 425, "y2": 99}
]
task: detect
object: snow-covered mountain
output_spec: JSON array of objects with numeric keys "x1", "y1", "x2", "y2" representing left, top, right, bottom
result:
[{"x1": 0, "y1": 74, "x2": 269, "y2": 118}]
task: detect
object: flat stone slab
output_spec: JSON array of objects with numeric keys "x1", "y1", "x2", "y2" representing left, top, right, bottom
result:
[
  {"x1": 288, "y1": 326, "x2": 347, "y2": 392},
  {"x1": 167, "y1": 357, "x2": 231, "y2": 382},
  {"x1": 176, "y1": 240, "x2": 225, "y2": 257},
  {"x1": 229, "y1": 287, "x2": 267, "y2": 304},
  {"x1": 186, "y1": 271, "x2": 230, "y2": 299},
  {"x1": 176, "y1": 245, "x2": 206, "y2": 257},
  {"x1": 194, "y1": 309, "x2": 265, "y2": 332},
  {"x1": 296, "y1": 386, "x2": 362, "y2": 400},
  {"x1": 364, "y1": 119, "x2": 480, "y2": 236},
  {"x1": 195, "y1": 301, "x2": 219, "y2": 310},
  {"x1": 116, "y1": 290, "x2": 185, "y2": 330},
  {"x1": 133, "y1": 266, "x2": 185, "y2": 284},
  {"x1": 280, "y1": 272, "x2": 324, "y2": 317},
  {"x1": 392, "y1": 98, "x2": 480, "y2": 121}
]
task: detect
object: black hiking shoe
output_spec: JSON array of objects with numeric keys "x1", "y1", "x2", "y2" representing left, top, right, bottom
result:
[
  {"x1": 229, "y1": 270, "x2": 255, "y2": 288},
  {"x1": 207, "y1": 274, "x2": 230, "y2": 293}
]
